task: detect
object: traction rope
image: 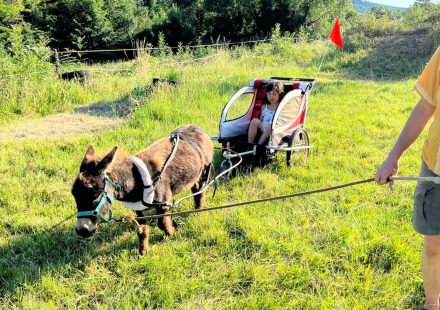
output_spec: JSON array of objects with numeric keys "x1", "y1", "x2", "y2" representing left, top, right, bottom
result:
[
  {"x1": 118, "y1": 175, "x2": 440, "y2": 222},
  {"x1": 51, "y1": 175, "x2": 440, "y2": 229},
  {"x1": 116, "y1": 178, "x2": 376, "y2": 222}
]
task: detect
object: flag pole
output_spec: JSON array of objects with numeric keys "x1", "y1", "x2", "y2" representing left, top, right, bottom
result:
[
  {"x1": 316, "y1": 40, "x2": 331, "y2": 76},
  {"x1": 316, "y1": 17, "x2": 343, "y2": 77}
]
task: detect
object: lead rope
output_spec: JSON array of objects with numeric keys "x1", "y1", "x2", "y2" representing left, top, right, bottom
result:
[
  {"x1": 117, "y1": 175, "x2": 440, "y2": 223},
  {"x1": 128, "y1": 175, "x2": 440, "y2": 221},
  {"x1": 64, "y1": 176, "x2": 440, "y2": 231},
  {"x1": 121, "y1": 214, "x2": 143, "y2": 234},
  {"x1": 128, "y1": 177, "x2": 376, "y2": 221}
]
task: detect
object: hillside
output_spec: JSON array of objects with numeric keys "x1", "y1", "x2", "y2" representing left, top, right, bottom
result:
[{"x1": 352, "y1": 0, "x2": 406, "y2": 13}]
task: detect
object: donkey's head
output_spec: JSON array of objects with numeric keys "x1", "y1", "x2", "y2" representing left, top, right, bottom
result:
[{"x1": 72, "y1": 145, "x2": 118, "y2": 238}]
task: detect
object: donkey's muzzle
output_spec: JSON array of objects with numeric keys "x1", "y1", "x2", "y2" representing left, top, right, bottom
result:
[
  {"x1": 75, "y1": 218, "x2": 97, "y2": 238},
  {"x1": 75, "y1": 226, "x2": 96, "y2": 238}
]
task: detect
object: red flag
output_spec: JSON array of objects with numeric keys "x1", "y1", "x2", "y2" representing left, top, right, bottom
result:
[{"x1": 329, "y1": 18, "x2": 343, "y2": 49}]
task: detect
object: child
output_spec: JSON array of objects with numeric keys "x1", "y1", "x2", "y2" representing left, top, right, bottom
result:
[{"x1": 247, "y1": 81, "x2": 284, "y2": 144}]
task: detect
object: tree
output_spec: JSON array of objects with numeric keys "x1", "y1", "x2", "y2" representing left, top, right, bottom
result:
[
  {"x1": 27, "y1": 0, "x2": 151, "y2": 49},
  {"x1": 0, "y1": 0, "x2": 25, "y2": 39}
]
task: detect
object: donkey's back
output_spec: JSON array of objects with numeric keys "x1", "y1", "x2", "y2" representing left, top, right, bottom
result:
[{"x1": 136, "y1": 125, "x2": 213, "y2": 196}]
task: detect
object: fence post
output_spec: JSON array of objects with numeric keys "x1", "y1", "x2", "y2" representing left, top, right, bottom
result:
[{"x1": 54, "y1": 49, "x2": 60, "y2": 76}]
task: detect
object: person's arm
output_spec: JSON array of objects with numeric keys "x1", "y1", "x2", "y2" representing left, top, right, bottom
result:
[{"x1": 375, "y1": 98, "x2": 436, "y2": 185}]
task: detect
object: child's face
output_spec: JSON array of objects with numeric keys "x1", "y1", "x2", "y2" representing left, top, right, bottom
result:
[{"x1": 267, "y1": 90, "x2": 280, "y2": 104}]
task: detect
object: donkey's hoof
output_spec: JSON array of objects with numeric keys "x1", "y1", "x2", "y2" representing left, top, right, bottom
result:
[
  {"x1": 165, "y1": 227, "x2": 175, "y2": 236},
  {"x1": 137, "y1": 224, "x2": 149, "y2": 255},
  {"x1": 138, "y1": 245, "x2": 148, "y2": 255},
  {"x1": 139, "y1": 242, "x2": 148, "y2": 255}
]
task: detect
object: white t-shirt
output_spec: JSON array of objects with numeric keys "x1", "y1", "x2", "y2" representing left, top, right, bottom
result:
[{"x1": 262, "y1": 106, "x2": 276, "y2": 131}]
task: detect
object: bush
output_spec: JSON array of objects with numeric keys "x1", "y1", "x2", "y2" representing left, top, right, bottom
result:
[{"x1": 344, "y1": 8, "x2": 404, "y2": 52}]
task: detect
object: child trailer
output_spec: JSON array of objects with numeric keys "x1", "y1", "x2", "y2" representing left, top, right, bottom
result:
[{"x1": 211, "y1": 77, "x2": 316, "y2": 178}]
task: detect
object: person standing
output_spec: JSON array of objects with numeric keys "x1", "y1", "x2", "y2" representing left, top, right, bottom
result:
[{"x1": 375, "y1": 46, "x2": 440, "y2": 310}]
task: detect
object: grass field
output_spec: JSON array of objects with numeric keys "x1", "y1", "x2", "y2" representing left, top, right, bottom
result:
[{"x1": 0, "y1": 40, "x2": 431, "y2": 309}]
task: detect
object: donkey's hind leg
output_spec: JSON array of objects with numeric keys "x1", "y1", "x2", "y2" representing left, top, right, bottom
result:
[
  {"x1": 192, "y1": 163, "x2": 212, "y2": 210},
  {"x1": 191, "y1": 183, "x2": 206, "y2": 210}
]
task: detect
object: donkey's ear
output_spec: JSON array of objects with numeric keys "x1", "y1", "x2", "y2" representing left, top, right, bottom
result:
[
  {"x1": 96, "y1": 146, "x2": 118, "y2": 172},
  {"x1": 80, "y1": 145, "x2": 96, "y2": 172}
]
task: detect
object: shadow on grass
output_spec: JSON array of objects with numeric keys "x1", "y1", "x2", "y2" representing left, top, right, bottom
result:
[
  {"x1": 0, "y1": 220, "x2": 164, "y2": 299},
  {"x1": 73, "y1": 82, "x2": 161, "y2": 118},
  {"x1": 74, "y1": 99, "x2": 133, "y2": 118}
]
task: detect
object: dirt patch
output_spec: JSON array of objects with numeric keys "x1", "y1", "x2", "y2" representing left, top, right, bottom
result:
[{"x1": 0, "y1": 100, "x2": 132, "y2": 141}]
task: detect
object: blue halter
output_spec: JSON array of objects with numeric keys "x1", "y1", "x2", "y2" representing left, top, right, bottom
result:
[{"x1": 76, "y1": 176, "x2": 120, "y2": 223}]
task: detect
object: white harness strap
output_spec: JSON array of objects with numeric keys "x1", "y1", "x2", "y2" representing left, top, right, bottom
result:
[{"x1": 121, "y1": 156, "x2": 155, "y2": 211}]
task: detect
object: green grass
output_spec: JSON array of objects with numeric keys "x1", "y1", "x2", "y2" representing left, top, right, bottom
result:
[{"x1": 0, "y1": 41, "x2": 430, "y2": 309}]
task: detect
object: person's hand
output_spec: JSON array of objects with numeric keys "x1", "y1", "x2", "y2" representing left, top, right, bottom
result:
[{"x1": 375, "y1": 157, "x2": 399, "y2": 188}]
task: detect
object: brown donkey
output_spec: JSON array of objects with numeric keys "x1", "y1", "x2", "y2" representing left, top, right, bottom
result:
[{"x1": 72, "y1": 125, "x2": 213, "y2": 254}]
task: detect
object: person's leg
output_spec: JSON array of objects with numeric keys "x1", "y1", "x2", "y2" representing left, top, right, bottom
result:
[
  {"x1": 248, "y1": 118, "x2": 262, "y2": 143},
  {"x1": 412, "y1": 162, "x2": 440, "y2": 309},
  {"x1": 257, "y1": 123, "x2": 272, "y2": 144},
  {"x1": 423, "y1": 235, "x2": 440, "y2": 309}
]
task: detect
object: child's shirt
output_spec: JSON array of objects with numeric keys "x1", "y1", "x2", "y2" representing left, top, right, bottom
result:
[
  {"x1": 416, "y1": 46, "x2": 440, "y2": 173},
  {"x1": 262, "y1": 105, "x2": 276, "y2": 131}
]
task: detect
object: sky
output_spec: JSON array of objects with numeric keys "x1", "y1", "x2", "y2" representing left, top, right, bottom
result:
[{"x1": 368, "y1": 0, "x2": 440, "y2": 7}]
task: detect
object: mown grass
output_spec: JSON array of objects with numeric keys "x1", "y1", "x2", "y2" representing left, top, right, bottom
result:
[{"x1": 0, "y1": 40, "x2": 430, "y2": 309}]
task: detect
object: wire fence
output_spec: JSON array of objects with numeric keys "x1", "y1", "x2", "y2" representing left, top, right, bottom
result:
[
  {"x1": 55, "y1": 39, "x2": 274, "y2": 54},
  {"x1": 0, "y1": 38, "x2": 282, "y2": 79}
]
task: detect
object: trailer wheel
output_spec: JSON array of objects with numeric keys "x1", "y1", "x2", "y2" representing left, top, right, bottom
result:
[
  {"x1": 286, "y1": 128, "x2": 310, "y2": 167},
  {"x1": 218, "y1": 159, "x2": 233, "y2": 181}
]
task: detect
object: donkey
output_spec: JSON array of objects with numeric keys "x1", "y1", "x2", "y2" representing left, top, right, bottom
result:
[{"x1": 72, "y1": 125, "x2": 213, "y2": 255}]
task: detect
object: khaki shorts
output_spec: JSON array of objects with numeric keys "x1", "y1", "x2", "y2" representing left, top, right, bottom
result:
[{"x1": 412, "y1": 161, "x2": 440, "y2": 235}]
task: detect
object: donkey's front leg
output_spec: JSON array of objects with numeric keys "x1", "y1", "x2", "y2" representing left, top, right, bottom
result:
[
  {"x1": 135, "y1": 211, "x2": 150, "y2": 255},
  {"x1": 137, "y1": 224, "x2": 150, "y2": 255}
]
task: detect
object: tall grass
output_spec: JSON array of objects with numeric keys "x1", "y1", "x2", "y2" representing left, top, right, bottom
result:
[
  {"x1": 0, "y1": 39, "x2": 430, "y2": 309},
  {"x1": 0, "y1": 53, "x2": 149, "y2": 124}
]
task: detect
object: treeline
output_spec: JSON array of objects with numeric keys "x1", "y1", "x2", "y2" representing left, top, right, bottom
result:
[
  {"x1": 1, "y1": 0, "x2": 351, "y2": 51},
  {"x1": 0, "y1": 0, "x2": 439, "y2": 53},
  {"x1": 345, "y1": 0, "x2": 440, "y2": 53}
]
